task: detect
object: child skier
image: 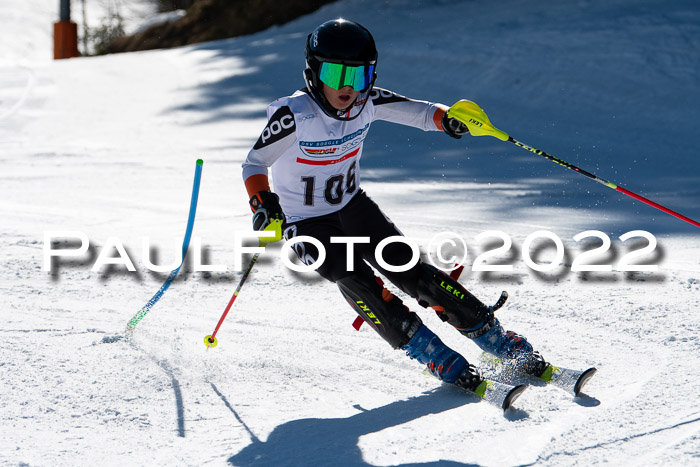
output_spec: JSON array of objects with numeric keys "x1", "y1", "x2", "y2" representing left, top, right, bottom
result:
[{"x1": 242, "y1": 19, "x2": 548, "y2": 393}]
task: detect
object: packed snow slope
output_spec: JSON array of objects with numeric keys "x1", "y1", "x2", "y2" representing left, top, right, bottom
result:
[{"x1": 1, "y1": 0, "x2": 699, "y2": 465}]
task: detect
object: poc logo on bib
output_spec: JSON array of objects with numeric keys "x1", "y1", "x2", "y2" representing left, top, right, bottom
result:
[
  {"x1": 254, "y1": 106, "x2": 296, "y2": 149},
  {"x1": 262, "y1": 114, "x2": 294, "y2": 143}
]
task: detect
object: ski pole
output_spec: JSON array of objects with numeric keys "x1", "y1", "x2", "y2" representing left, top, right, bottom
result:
[
  {"x1": 125, "y1": 158, "x2": 203, "y2": 334},
  {"x1": 204, "y1": 252, "x2": 260, "y2": 349},
  {"x1": 447, "y1": 100, "x2": 700, "y2": 229},
  {"x1": 204, "y1": 219, "x2": 283, "y2": 348}
]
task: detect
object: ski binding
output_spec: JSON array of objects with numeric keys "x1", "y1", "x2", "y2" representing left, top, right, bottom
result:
[{"x1": 480, "y1": 352, "x2": 596, "y2": 396}]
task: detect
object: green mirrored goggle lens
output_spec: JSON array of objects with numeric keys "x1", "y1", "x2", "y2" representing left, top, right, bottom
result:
[{"x1": 318, "y1": 62, "x2": 374, "y2": 91}]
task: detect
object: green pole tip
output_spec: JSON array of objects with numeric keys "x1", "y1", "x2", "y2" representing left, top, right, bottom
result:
[{"x1": 196, "y1": 159, "x2": 203, "y2": 165}]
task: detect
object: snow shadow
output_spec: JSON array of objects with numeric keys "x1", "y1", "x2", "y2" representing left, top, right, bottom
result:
[
  {"x1": 224, "y1": 388, "x2": 482, "y2": 466},
  {"x1": 127, "y1": 339, "x2": 187, "y2": 438},
  {"x1": 172, "y1": 28, "x2": 500, "y2": 184},
  {"x1": 172, "y1": 6, "x2": 700, "y2": 234},
  {"x1": 172, "y1": 30, "x2": 310, "y2": 123}
]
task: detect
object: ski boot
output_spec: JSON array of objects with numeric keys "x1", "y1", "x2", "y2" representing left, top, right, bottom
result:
[
  {"x1": 402, "y1": 324, "x2": 470, "y2": 384},
  {"x1": 403, "y1": 324, "x2": 527, "y2": 410},
  {"x1": 472, "y1": 318, "x2": 549, "y2": 377}
]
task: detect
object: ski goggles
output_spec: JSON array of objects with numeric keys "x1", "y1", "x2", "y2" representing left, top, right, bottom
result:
[{"x1": 318, "y1": 62, "x2": 375, "y2": 91}]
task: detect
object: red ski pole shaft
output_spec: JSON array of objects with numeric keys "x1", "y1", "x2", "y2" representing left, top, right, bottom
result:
[{"x1": 614, "y1": 185, "x2": 700, "y2": 228}]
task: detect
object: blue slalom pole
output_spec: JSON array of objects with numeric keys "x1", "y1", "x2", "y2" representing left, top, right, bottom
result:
[{"x1": 125, "y1": 159, "x2": 203, "y2": 334}]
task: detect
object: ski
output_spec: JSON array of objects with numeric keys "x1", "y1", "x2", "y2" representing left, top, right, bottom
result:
[
  {"x1": 464, "y1": 377, "x2": 528, "y2": 411},
  {"x1": 480, "y1": 352, "x2": 597, "y2": 397},
  {"x1": 425, "y1": 368, "x2": 527, "y2": 411},
  {"x1": 541, "y1": 364, "x2": 597, "y2": 397}
]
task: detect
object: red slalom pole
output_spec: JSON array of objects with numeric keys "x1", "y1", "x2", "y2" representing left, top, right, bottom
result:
[{"x1": 204, "y1": 252, "x2": 260, "y2": 348}]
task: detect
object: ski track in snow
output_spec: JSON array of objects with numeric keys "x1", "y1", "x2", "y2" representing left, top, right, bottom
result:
[{"x1": 1, "y1": 0, "x2": 699, "y2": 465}]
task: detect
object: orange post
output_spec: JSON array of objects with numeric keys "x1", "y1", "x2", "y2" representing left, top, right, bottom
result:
[{"x1": 54, "y1": 20, "x2": 79, "y2": 59}]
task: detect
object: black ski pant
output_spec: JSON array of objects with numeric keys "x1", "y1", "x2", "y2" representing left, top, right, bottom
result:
[{"x1": 284, "y1": 190, "x2": 492, "y2": 348}]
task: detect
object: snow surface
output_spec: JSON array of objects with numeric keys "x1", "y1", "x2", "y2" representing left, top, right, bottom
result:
[{"x1": 1, "y1": 0, "x2": 699, "y2": 465}]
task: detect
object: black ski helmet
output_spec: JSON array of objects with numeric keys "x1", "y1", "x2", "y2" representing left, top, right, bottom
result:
[{"x1": 304, "y1": 19, "x2": 378, "y2": 120}]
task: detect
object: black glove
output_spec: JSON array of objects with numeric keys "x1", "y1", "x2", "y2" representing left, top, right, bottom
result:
[
  {"x1": 249, "y1": 191, "x2": 284, "y2": 231},
  {"x1": 442, "y1": 111, "x2": 469, "y2": 139}
]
